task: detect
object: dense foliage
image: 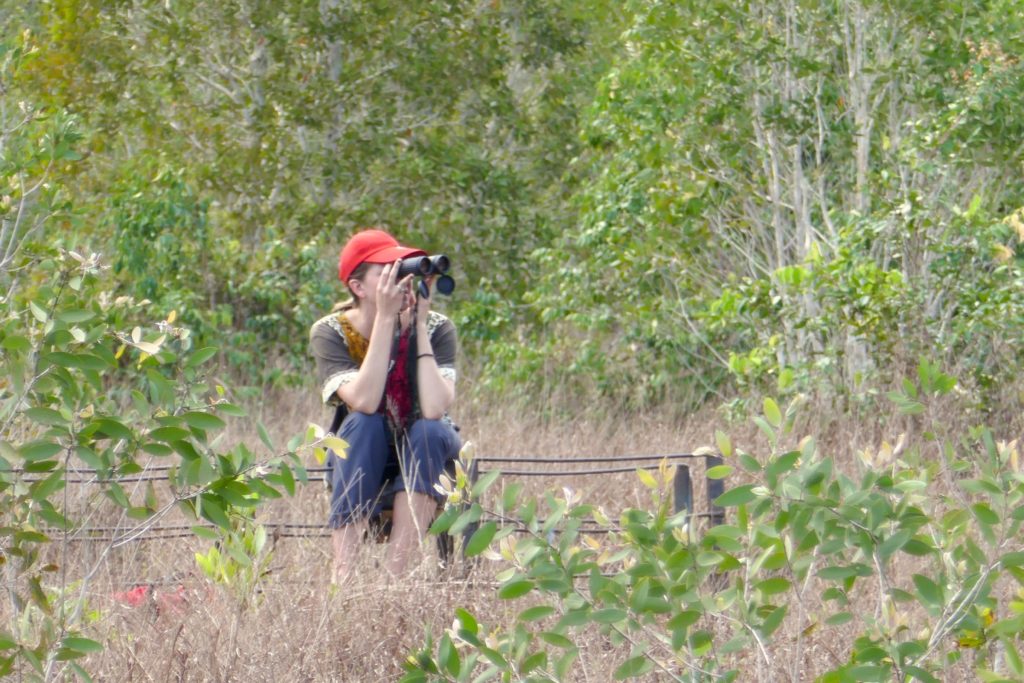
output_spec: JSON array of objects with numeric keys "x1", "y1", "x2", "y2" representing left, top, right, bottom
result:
[
  {"x1": 8, "y1": 0, "x2": 1024, "y2": 410},
  {"x1": 413, "y1": 365, "x2": 1024, "y2": 681}
]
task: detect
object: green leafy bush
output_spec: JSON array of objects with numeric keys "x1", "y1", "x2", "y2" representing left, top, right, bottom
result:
[
  {"x1": 408, "y1": 362, "x2": 1024, "y2": 681},
  {"x1": 0, "y1": 39, "x2": 309, "y2": 678}
]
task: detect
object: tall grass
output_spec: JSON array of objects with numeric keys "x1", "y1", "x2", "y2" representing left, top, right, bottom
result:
[{"x1": 8, "y1": 383, "x2": 1022, "y2": 682}]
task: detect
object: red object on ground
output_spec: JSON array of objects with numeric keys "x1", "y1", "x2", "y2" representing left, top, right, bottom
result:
[
  {"x1": 111, "y1": 583, "x2": 189, "y2": 616},
  {"x1": 111, "y1": 584, "x2": 150, "y2": 607}
]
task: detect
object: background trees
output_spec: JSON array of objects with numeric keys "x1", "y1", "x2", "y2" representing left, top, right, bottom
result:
[
  {"x1": 10, "y1": 0, "x2": 1023, "y2": 412},
  {"x1": 528, "y1": 0, "x2": 1024, "y2": 408},
  {"x1": 23, "y1": 0, "x2": 1024, "y2": 418}
]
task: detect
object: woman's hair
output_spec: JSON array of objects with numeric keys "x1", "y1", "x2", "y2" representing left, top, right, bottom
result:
[{"x1": 331, "y1": 261, "x2": 373, "y2": 312}]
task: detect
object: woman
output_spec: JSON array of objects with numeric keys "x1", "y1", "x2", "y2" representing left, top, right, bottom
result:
[{"x1": 309, "y1": 228, "x2": 460, "y2": 581}]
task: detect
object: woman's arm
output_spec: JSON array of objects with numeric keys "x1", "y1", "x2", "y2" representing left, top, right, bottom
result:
[
  {"x1": 414, "y1": 284, "x2": 456, "y2": 419},
  {"x1": 336, "y1": 311, "x2": 396, "y2": 413},
  {"x1": 337, "y1": 261, "x2": 411, "y2": 414},
  {"x1": 415, "y1": 317, "x2": 456, "y2": 420}
]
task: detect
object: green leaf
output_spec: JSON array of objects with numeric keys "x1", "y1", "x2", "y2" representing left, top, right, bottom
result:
[
  {"x1": 277, "y1": 463, "x2": 296, "y2": 496},
  {"x1": 94, "y1": 418, "x2": 133, "y2": 442},
  {"x1": 182, "y1": 411, "x2": 226, "y2": 432},
  {"x1": 706, "y1": 465, "x2": 733, "y2": 479},
  {"x1": 817, "y1": 565, "x2": 866, "y2": 582},
  {"x1": 149, "y1": 427, "x2": 191, "y2": 442},
  {"x1": 438, "y1": 634, "x2": 460, "y2": 677},
  {"x1": 24, "y1": 407, "x2": 67, "y2": 426},
  {"x1": 903, "y1": 665, "x2": 940, "y2": 683},
  {"x1": 29, "y1": 470, "x2": 66, "y2": 501},
  {"x1": 464, "y1": 521, "x2": 497, "y2": 557},
  {"x1": 878, "y1": 529, "x2": 912, "y2": 560},
  {"x1": 449, "y1": 504, "x2": 482, "y2": 536},
  {"x1": 753, "y1": 416, "x2": 776, "y2": 443},
  {"x1": 1, "y1": 334, "x2": 30, "y2": 351},
  {"x1": 61, "y1": 637, "x2": 103, "y2": 654},
  {"x1": 912, "y1": 574, "x2": 943, "y2": 608},
  {"x1": 846, "y1": 665, "x2": 890, "y2": 682},
  {"x1": 538, "y1": 632, "x2": 574, "y2": 649},
  {"x1": 19, "y1": 441, "x2": 62, "y2": 462},
  {"x1": 765, "y1": 451, "x2": 800, "y2": 479},
  {"x1": 715, "y1": 484, "x2": 759, "y2": 507},
  {"x1": 498, "y1": 579, "x2": 534, "y2": 600},
  {"x1": 198, "y1": 494, "x2": 231, "y2": 529},
  {"x1": 759, "y1": 605, "x2": 788, "y2": 637},
  {"x1": 763, "y1": 397, "x2": 781, "y2": 427},
  {"x1": 1001, "y1": 552, "x2": 1024, "y2": 568},
  {"x1": 518, "y1": 606, "x2": 555, "y2": 622},
  {"x1": 520, "y1": 651, "x2": 547, "y2": 676},
  {"x1": 215, "y1": 403, "x2": 247, "y2": 418},
  {"x1": 257, "y1": 422, "x2": 275, "y2": 452},
  {"x1": 141, "y1": 442, "x2": 172, "y2": 457},
  {"x1": 971, "y1": 503, "x2": 1000, "y2": 526},
  {"x1": 429, "y1": 506, "x2": 459, "y2": 535},
  {"x1": 30, "y1": 301, "x2": 49, "y2": 323},
  {"x1": 43, "y1": 352, "x2": 109, "y2": 371},
  {"x1": 825, "y1": 612, "x2": 853, "y2": 626},
  {"x1": 738, "y1": 454, "x2": 762, "y2": 473},
  {"x1": 614, "y1": 654, "x2": 654, "y2": 680},
  {"x1": 755, "y1": 578, "x2": 791, "y2": 595},
  {"x1": 55, "y1": 309, "x2": 95, "y2": 323},
  {"x1": 470, "y1": 469, "x2": 501, "y2": 499},
  {"x1": 185, "y1": 347, "x2": 219, "y2": 369},
  {"x1": 715, "y1": 430, "x2": 732, "y2": 457},
  {"x1": 667, "y1": 610, "x2": 700, "y2": 631},
  {"x1": 591, "y1": 608, "x2": 628, "y2": 624},
  {"x1": 105, "y1": 482, "x2": 130, "y2": 508},
  {"x1": 191, "y1": 525, "x2": 220, "y2": 540},
  {"x1": 68, "y1": 663, "x2": 94, "y2": 683},
  {"x1": 1003, "y1": 637, "x2": 1024, "y2": 677},
  {"x1": 454, "y1": 608, "x2": 478, "y2": 634}
]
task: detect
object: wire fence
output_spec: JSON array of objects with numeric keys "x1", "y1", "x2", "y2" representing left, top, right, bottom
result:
[{"x1": 17, "y1": 452, "x2": 725, "y2": 545}]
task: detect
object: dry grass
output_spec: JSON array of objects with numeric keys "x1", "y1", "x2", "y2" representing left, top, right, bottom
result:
[{"x1": 5, "y1": 386, "x2": 1021, "y2": 682}]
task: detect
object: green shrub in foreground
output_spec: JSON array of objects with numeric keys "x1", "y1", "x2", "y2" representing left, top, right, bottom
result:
[
  {"x1": 409, "y1": 363, "x2": 1024, "y2": 682},
  {"x1": 0, "y1": 249, "x2": 316, "y2": 680}
]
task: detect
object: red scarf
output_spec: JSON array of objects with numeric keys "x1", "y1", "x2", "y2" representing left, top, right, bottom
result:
[
  {"x1": 339, "y1": 315, "x2": 415, "y2": 433},
  {"x1": 382, "y1": 326, "x2": 415, "y2": 433}
]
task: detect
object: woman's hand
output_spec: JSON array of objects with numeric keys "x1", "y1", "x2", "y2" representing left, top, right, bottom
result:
[
  {"x1": 415, "y1": 275, "x2": 434, "y2": 320},
  {"x1": 375, "y1": 261, "x2": 414, "y2": 320}
]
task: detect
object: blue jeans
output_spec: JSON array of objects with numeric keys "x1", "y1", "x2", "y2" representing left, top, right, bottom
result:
[{"x1": 327, "y1": 413, "x2": 461, "y2": 528}]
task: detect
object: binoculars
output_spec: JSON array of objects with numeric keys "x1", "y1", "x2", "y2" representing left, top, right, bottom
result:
[{"x1": 396, "y1": 254, "x2": 455, "y2": 297}]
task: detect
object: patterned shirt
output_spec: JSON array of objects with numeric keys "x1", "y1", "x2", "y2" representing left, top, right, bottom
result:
[{"x1": 309, "y1": 309, "x2": 458, "y2": 428}]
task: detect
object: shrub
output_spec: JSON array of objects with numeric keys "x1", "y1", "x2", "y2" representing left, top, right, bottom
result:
[{"x1": 408, "y1": 361, "x2": 1024, "y2": 681}]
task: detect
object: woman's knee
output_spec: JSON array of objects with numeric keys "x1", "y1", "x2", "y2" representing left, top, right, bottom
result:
[
  {"x1": 336, "y1": 412, "x2": 387, "y2": 458},
  {"x1": 340, "y1": 411, "x2": 386, "y2": 438},
  {"x1": 407, "y1": 418, "x2": 458, "y2": 449},
  {"x1": 402, "y1": 419, "x2": 460, "y2": 490}
]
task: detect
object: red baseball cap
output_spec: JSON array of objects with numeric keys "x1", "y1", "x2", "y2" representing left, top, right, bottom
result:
[{"x1": 338, "y1": 229, "x2": 426, "y2": 282}]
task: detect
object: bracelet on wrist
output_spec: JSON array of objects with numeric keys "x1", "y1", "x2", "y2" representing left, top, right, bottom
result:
[{"x1": 417, "y1": 353, "x2": 434, "y2": 359}]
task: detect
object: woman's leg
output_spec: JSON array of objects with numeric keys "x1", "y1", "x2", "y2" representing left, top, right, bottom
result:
[
  {"x1": 386, "y1": 491, "x2": 439, "y2": 576},
  {"x1": 331, "y1": 522, "x2": 367, "y2": 584},
  {"x1": 328, "y1": 412, "x2": 389, "y2": 583},
  {"x1": 386, "y1": 419, "x2": 461, "y2": 575}
]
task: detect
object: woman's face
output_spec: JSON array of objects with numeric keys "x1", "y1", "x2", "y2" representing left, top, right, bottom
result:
[
  {"x1": 352, "y1": 263, "x2": 414, "y2": 310},
  {"x1": 354, "y1": 263, "x2": 385, "y2": 299}
]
